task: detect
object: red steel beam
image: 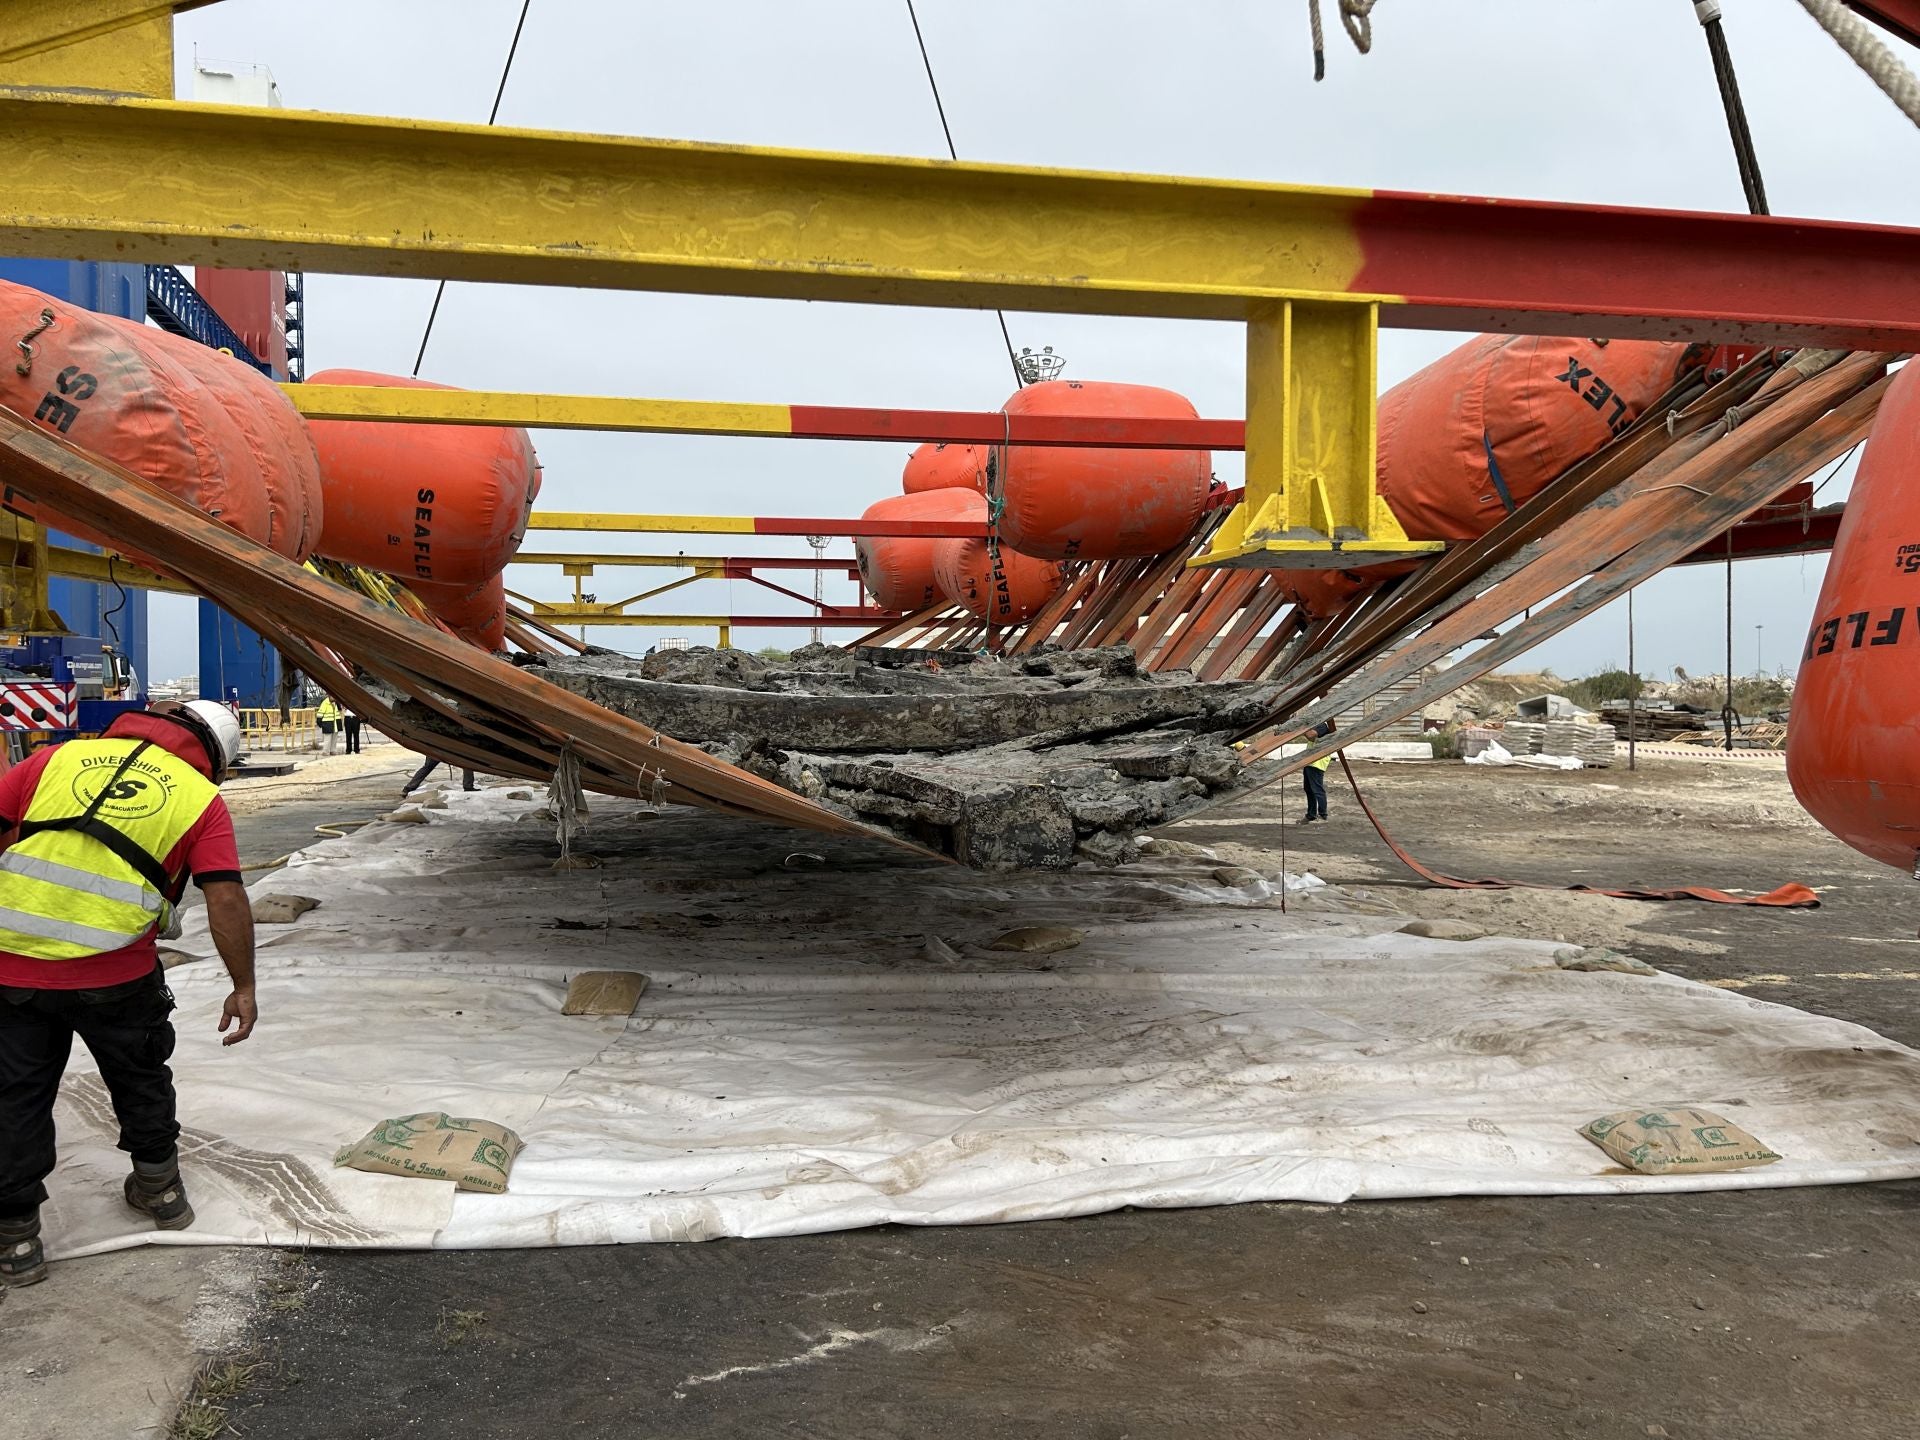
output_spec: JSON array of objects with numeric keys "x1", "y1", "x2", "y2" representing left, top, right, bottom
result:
[
  {"x1": 1674, "y1": 504, "x2": 1846, "y2": 566},
  {"x1": 1353, "y1": 194, "x2": 1920, "y2": 348}
]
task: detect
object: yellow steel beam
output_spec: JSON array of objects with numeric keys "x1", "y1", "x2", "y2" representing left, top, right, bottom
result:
[
  {"x1": 286, "y1": 386, "x2": 794, "y2": 437},
  {"x1": 531, "y1": 512, "x2": 759, "y2": 536},
  {"x1": 606, "y1": 570, "x2": 717, "y2": 609},
  {"x1": 1196, "y1": 300, "x2": 1439, "y2": 569},
  {"x1": 44, "y1": 543, "x2": 193, "y2": 595},
  {"x1": 0, "y1": 1, "x2": 199, "y2": 97},
  {"x1": 0, "y1": 523, "x2": 66, "y2": 634},
  {"x1": 0, "y1": 0, "x2": 211, "y2": 62},
  {"x1": 0, "y1": 90, "x2": 1380, "y2": 319}
]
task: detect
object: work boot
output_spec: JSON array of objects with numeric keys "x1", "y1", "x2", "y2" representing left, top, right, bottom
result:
[
  {"x1": 0, "y1": 1210, "x2": 46, "y2": 1287},
  {"x1": 123, "y1": 1155, "x2": 195, "y2": 1231}
]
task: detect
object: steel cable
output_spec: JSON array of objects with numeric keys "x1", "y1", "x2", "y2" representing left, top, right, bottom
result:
[{"x1": 412, "y1": 0, "x2": 535, "y2": 376}]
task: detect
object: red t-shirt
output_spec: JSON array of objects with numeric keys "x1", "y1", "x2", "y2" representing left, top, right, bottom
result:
[{"x1": 0, "y1": 714, "x2": 241, "y2": 990}]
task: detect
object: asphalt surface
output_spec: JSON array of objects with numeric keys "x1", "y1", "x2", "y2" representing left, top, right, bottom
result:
[{"x1": 188, "y1": 762, "x2": 1920, "y2": 1438}]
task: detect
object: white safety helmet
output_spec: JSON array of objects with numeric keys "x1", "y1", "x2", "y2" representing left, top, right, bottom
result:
[{"x1": 174, "y1": 699, "x2": 244, "y2": 775}]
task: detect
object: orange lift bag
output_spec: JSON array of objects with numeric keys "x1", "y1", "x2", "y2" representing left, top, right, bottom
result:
[
  {"x1": 855, "y1": 488, "x2": 984, "y2": 612},
  {"x1": 305, "y1": 368, "x2": 540, "y2": 589},
  {"x1": 1278, "y1": 559, "x2": 1421, "y2": 621},
  {"x1": 1786, "y1": 362, "x2": 1920, "y2": 876},
  {"x1": 996, "y1": 380, "x2": 1212, "y2": 560},
  {"x1": 0, "y1": 280, "x2": 276, "y2": 560},
  {"x1": 413, "y1": 571, "x2": 508, "y2": 654},
  {"x1": 1274, "y1": 336, "x2": 1693, "y2": 619},
  {"x1": 903, "y1": 441, "x2": 987, "y2": 495},
  {"x1": 934, "y1": 535, "x2": 1067, "y2": 626},
  {"x1": 165, "y1": 335, "x2": 323, "y2": 563},
  {"x1": 1376, "y1": 335, "x2": 1693, "y2": 542}
]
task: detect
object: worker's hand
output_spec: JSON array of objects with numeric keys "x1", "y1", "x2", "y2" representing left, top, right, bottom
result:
[{"x1": 219, "y1": 986, "x2": 257, "y2": 1046}]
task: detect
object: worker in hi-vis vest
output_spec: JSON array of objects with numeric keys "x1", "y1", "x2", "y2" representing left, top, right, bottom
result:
[
  {"x1": 0, "y1": 700, "x2": 256, "y2": 1290},
  {"x1": 316, "y1": 694, "x2": 342, "y2": 755},
  {"x1": 1301, "y1": 719, "x2": 1337, "y2": 824}
]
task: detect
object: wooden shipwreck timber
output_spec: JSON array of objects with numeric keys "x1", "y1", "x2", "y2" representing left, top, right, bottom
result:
[
  {"x1": 528, "y1": 643, "x2": 1270, "y2": 867},
  {"x1": 0, "y1": 345, "x2": 1893, "y2": 872}
]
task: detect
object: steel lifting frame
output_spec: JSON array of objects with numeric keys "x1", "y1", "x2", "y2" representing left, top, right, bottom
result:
[
  {"x1": 507, "y1": 552, "x2": 885, "y2": 637},
  {"x1": 526, "y1": 512, "x2": 988, "y2": 539},
  {"x1": 4, "y1": 89, "x2": 1918, "y2": 575}
]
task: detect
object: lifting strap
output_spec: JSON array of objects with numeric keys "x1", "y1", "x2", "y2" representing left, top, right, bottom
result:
[
  {"x1": 1334, "y1": 751, "x2": 1819, "y2": 908},
  {"x1": 1481, "y1": 430, "x2": 1518, "y2": 514},
  {"x1": 13, "y1": 740, "x2": 183, "y2": 903}
]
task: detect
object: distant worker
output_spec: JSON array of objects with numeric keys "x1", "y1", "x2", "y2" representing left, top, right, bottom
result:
[
  {"x1": 403, "y1": 754, "x2": 477, "y2": 798},
  {"x1": 342, "y1": 704, "x2": 363, "y2": 756},
  {"x1": 316, "y1": 694, "x2": 342, "y2": 755},
  {"x1": 0, "y1": 700, "x2": 257, "y2": 1289},
  {"x1": 1301, "y1": 719, "x2": 1336, "y2": 824}
]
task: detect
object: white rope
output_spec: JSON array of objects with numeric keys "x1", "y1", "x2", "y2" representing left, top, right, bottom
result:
[
  {"x1": 1307, "y1": 0, "x2": 1377, "y2": 80},
  {"x1": 1793, "y1": 0, "x2": 1920, "y2": 129},
  {"x1": 548, "y1": 741, "x2": 590, "y2": 863}
]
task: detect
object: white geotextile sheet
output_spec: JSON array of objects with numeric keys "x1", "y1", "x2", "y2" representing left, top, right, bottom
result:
[{"x1": 44, "y1": 789, "x2": 1920, "y2": 1256}]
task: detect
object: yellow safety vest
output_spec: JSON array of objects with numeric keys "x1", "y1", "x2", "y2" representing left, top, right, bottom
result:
[
  {"x1": 0, "y1": 738, "x2": 219, "y2": 960},
  {"x1": 1308, "y1": 754, "x2": 1334, "y2": 772},
  {"x1": 316, "y1": 698, "x2": 341, "y2": 723}
]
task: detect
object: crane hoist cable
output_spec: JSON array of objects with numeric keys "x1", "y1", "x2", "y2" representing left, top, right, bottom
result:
[
  {"x1": 904, "y1": 0, "x2": 1025, "y2": 390},
  {"x1": 412, "y1": 0, "x2": 536, "y2": 377},
  {"x1": 1689, "y1": 2, "x2": 1770, "y2": 750},
  {"x1": 1691, "y1": 2, "x2": 1769, "y2": 215}
]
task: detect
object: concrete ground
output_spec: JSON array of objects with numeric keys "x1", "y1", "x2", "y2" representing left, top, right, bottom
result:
[{"x1": 5, "y1": 753, "x2": 1918, "y2": 1439}]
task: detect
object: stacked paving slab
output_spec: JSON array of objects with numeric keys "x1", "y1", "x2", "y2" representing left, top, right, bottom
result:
[{"x1": 1543, "y1": 719, "x2": 1617, "y2": 767}]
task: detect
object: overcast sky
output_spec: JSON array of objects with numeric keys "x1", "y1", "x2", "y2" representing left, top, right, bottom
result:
[{"x1": 145, "y1": 0, "x2": 1920, "y2": 683}]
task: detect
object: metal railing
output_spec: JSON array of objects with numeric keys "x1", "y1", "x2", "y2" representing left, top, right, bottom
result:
[
  {"x1": 237, "y1": 705, "x2": 317, "y2": 752},
  {"x1": 144, "y1": 264, "x2": 271, "y2": 374}
]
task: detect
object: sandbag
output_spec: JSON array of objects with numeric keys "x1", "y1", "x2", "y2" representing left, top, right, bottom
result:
[
  {"x1": 1579, "y1": 1106, "x2": 1780, "y2": 1175},
  {"x1": 933, "y1": 534, "x2": 1067, "y2": 625},
  {"x1": 0, "y1": 279, "x2": 276, "y2": 561},
  {"x1": 1787, "y1": 361, "x2": 1920, "y2": 874},
  {"x1": 305, "y1": 367, "x2": 540, "y2": 588},
  {"x1": 334, "y1": 1111, "x2": 524, "y2": 1193},
  {"x1": 855, "y1": 487, "x2": 984, "y2": 611},
  {"x1": 903, "y1": 441, "x2": 987, "y2": 494},
  {"x1": 414, "y1": 571, "x2": 508, "y2": 653},
  {"x1": 1376, "y1": 335, "x2": 1692, "y2": 543},
  {"x1": 997, "y1": 380, "x2": 1212, "y2": 560}
]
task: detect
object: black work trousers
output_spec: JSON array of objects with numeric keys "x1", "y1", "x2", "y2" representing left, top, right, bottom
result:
[
  {"x1": 343, "y1": 716, "x2": 363, "y2": 754},
  {"x1": 1301, "y1": 765, "x2": 1329, "y2": 820},
  {"x1": 406, "y1": 757, "x2": 476, "y2": 793},
  {"x1": 0, "y1": 967, "x2": 179, "y2": 1217}
]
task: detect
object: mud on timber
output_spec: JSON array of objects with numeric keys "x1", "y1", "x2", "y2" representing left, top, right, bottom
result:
[{"x1": 518, "y1": 643, "x2": 1272, "y2": 869}]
